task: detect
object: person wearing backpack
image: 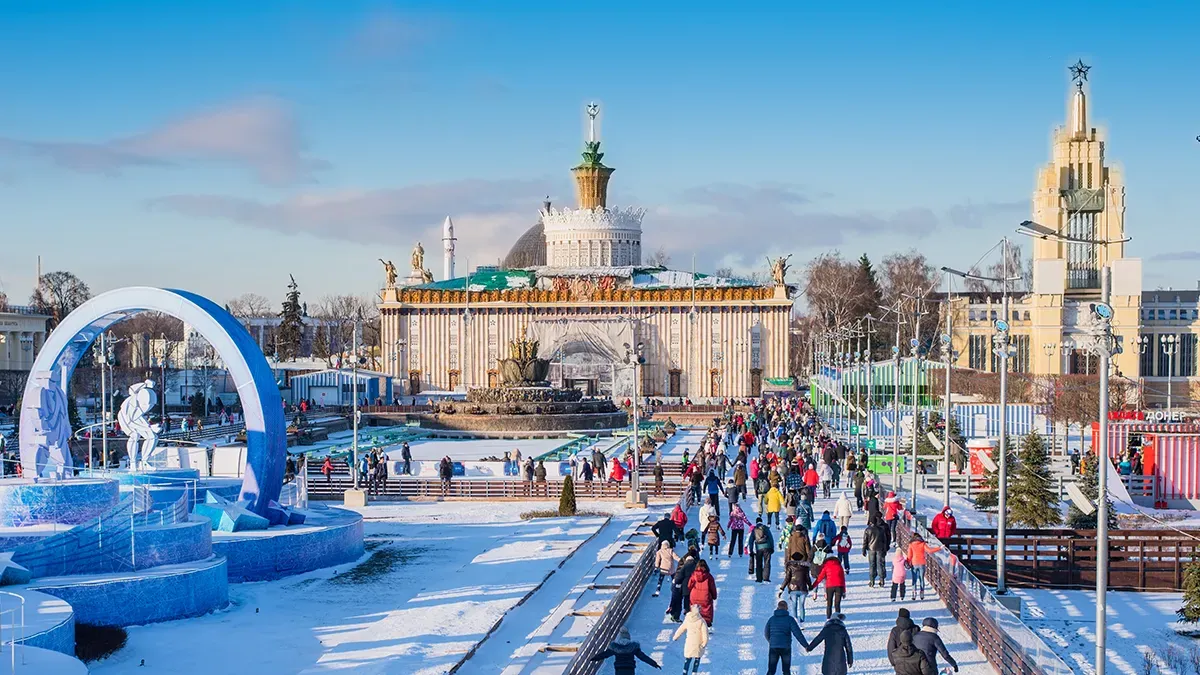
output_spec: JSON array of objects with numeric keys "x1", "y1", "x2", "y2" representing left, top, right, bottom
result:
[
  {"x1": 834, "y1": 526, "x2": 853, "y2": 573},
  {"x1": 862, "y1": 516, "x2": 891, "y2": 588},
  {"x1": 811, "y1": 555, "x2": 847, "y2": 619},
  {"x1": 750, "y1": 518, "x2": 776, "y2": 583},
  {"x1": 779, "y1": 551, "x2": 811, "y2": 622}
]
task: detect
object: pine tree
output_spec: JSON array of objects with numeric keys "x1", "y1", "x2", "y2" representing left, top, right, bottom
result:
[
  {"x1": 189, "y1": 392, "x2": 206, "y2": 418},
  {"x1": 1068, "y1": 451, "x2": 1118, "y2": 529},
  {"x1": 68, "y1": 396, "x2": 83, "y2": 432},
  {"x1": 1008, "y1": 431, "x2": 1062, "y2": 528},
  {"x1": 1179, "y1": 562, "x2": 1200, "y2": 622},
  {"x1": 973, "y1": 440, "x2": 1016, "y2": 513},
  {"x1": 277, "y1": 277, "x2": 305, "y2": 361},
  {"x1": 559, "y1": 473, "x2": 578, "y2": 516}
]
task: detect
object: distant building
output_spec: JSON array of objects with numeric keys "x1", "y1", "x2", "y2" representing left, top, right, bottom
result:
[{"x1": 0, "y1": 305, "x2": 49, "y2": 373}]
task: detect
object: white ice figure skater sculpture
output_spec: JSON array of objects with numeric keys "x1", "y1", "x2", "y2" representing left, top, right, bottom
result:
[{"x1": 117, "y1": 379, "x2": 160, "y2": 469}]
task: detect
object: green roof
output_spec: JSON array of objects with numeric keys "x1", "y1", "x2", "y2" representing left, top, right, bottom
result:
[{"x1": 414, "y1": 269, "x2": 537, "y2": 291}]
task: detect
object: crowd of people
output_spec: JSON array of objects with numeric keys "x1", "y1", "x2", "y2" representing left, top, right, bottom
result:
[{"x1": 592, "y1": 396, "x2": 965, "y2": 675}]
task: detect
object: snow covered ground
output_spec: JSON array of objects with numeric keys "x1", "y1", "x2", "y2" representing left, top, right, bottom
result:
[
  {"x1": 1015, "y1": 588, "x2": 1195, "y2": 675},
  {"x1": 618, "y1": 492, "x2": 993, "y2": 675},
  {"x1": 87, "y1": 501, "x2": 633, "y2": 675}
]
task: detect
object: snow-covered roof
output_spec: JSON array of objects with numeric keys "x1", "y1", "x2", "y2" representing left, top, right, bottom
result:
[{"x1": 404, "y1": 266, "x2": 766, "y2": 292}]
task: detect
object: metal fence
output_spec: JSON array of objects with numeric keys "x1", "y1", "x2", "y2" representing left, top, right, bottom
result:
[
  {"x1": 306, "y1": 469, "x2": 686, "y2": 501},
  {"x1": 564, "y1": 490, "x2": 693, "y2": 674},
  {"x1": 0, "y1": 591, "x2": 25, "y2": 672},
  {"x1": 896, "y1": 519, "x2": 1072, "y2": 675}
]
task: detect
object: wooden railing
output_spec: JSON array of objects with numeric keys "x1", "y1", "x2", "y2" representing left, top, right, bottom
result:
[
  {"x1": 943, "y1": 527, "x2": 1200, "y2": 591},
  {"x1": 564, "y1": 491, "x2": 693, "y2": 674},
  {"x1": 897, "y1": 520, "x2": 1071, "y2": 675},
  {"x1": 306, "y1": 469, "x2": 685, "y2": 501}
]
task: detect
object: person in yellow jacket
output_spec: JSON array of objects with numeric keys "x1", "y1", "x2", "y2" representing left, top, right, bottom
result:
[{"x1": 764, "y1": 485, "x2": 785, "y2": 527}]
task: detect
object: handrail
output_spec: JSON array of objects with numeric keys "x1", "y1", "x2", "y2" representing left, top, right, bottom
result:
[
  {"x1": 564, "y1": 489, "x2": 693, "y2": 674},
  {"x1": 896, "y1": 518, "x2": 1071, "y2": 675},
  {"x1": 0, "y1": 590, "x2": 25, "y2": 672}
]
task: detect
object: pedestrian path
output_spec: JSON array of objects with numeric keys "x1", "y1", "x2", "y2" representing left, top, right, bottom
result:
[{"x1": 618, "y1": 490, "x2": 993, "y2": 675}]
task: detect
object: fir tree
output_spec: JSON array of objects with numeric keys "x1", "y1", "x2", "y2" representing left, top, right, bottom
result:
[
  {"x1": 973, "y1": 440, "x2": 1016, "y2": 514},
  {"x1": 68, "y1": 396, "x2": 83, "y2": 432},
  {"x1": 1067, "y1": 451, "x2": 1118, "y2": 529},
  {"x1": 1178, "y1": 562, "x2": 1200, "y2": 623},
  {"x1": 277, "y1": 277, "x2": 305, "y2": 361},
  {"x1": 1008, "y1": 431, "x2": 1062, "y2": 528},
  {"x1": 189, "y1": 392, "x2": 207, "y2": 418},
  {"x1": 558, "y1": 473, "x2": 578, "y2": 516}
]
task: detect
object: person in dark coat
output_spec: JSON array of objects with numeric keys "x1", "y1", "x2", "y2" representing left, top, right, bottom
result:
[
  {"x1": 749, "y1": 518, "x2": 775, "y2": 582},
  {"x1": 891, "y1": 629, "x2": 934, "y2": 675},
  {"x1": 866, "y1": 490, "x2": 882, "y2": 523},
  {"x1": 652, "y1": 513, "x2": 680, "y2": 548},
  {"x1": 763, "y1": 600, "x2": 809, "y2": 675},
  {"x1": 912, "y1": 617, "x2": 959, "y2": 672},
  {"x1": 588, "y1": 626, "x2": 661, "y2": 673},
  {"x1": 669, "y1": 546, "x2": 700, "y2": 622},
  {"x1": 400, "y1": 441, "x2": 412, "y2": 475},
  {"x1": 863, "y1": 517, "x2": 891, "y2": 588},
  {"x1": 581, "y1": 459, "x2": 594, "y2": 482},
  {"x1": 887, "y1": 608, "x2": 916, "y2": 667},
  {"x1": 806, "y1": 613, "x2": 854, "y2": 675}
]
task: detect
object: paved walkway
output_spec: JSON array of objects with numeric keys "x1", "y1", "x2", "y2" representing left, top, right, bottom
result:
[{"x1": 618, "y1": 489, "x2": 993, "y2": 675}]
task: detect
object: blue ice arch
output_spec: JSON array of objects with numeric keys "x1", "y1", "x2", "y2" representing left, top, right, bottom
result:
[{"x1": 19, "y1": 287, "x2": 286, "y2": 516}]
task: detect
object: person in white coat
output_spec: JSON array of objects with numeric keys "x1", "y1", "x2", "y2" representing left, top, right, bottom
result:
[
  {"x1": 698, "y1": 500, "x2": 715, "y2": 535},
  {"x1": 672, "y1": 604, "x2": 709, "y2": 674},
  {"x1": 833, "y1": 492, "x2": 853, "y2": 529},
  {"x1": 654, "y1": 540, "x2": 680, "y2": 597}
]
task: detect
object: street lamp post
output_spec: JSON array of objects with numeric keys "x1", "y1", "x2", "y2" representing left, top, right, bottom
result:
[
  {"x1": 1017, "y1": 219, "x2": 1130, "y2": 675},
  {"x1": 624, "y1": 340, "x2": 647, "y2": 506},
  {"x1": 1162, "y1": 334, "x2": 1178, "y2": 416},
  {"x1": 939, "y1": 331, "x2": 955, "y2": 508}
]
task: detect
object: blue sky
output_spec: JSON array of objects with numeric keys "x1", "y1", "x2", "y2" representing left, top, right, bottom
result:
[{"x1": 2, "y1": 1, "x2": 1198, "y2": 307}]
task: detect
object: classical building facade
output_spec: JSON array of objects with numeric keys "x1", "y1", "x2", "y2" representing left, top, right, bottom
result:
[
  {"x1": 946, "y1": 64, "x2": 1196, "y2": 407},
  {"x1": 379, "y1": 106, "x2": 794, "y2": 399},
  {"x1": 0, "y1": 305, "x2": 49, "y2": 373}
]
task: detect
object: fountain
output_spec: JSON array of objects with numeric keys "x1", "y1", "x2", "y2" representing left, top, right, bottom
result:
[{"x1": 422, "y1": 333, "x2": 628, "y2": 434}]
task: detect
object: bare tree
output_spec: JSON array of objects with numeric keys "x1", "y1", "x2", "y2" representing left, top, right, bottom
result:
[
  {"x1": 964, "y1": 243, "x2": 1032, "y2": 293},
  {"x1": 715, "y1": 267, "x2": 734, "y2": 278},
  {"x1": 803, "y1": 252, "x2": 873, "y2": 331},
  {"x1": 30, "y1": 271, "x2": 91, "y2": 327},
  {"x1": 226, "y1": 293, "x2": 272, "y2": 318},
  {"x1": 789, "y1": 313, "x2": 821, "y2": 378},
  {"x1": 314, "y1": 295, "x2": 378, "y2": 366},
  {"x1": 0, "y1": 291, "x2": 8, "y2": 313},
  {"x1": 645, "y1": 247, "x2": 672, "y2": 267},
  {"x1": 879, "y1": 250, "x2": 940, "y2": 347}
]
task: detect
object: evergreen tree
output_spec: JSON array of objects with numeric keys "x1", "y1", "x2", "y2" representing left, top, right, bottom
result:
[
  {"x1": 189, "y1": 392, "x2": 206, "y2": 418},
  {"x1": 1067, "y1": 451, "x2": 1118, "y2": 529},
  {"x1": 558, "y1": 473, "x2": 578, "y2": 516},
  {"x1": 68, "y1": 396, "x2": 84, "y2": 432},
  {"x1": 973, "y1": 440, "x2": 1016, "y2": 513},
  {"x1": 277, "y1": 277, "x2": 305, "y2": 361},
  {"x1": 1179, "y1": 562, "x2": 1200, "y2": 622},
  {"x1": 858, "y1": 254, "x2": 883, "y2": 306},
  {"x1": 1008, "y1": 431, "x2": 1062, "y2": 528}
]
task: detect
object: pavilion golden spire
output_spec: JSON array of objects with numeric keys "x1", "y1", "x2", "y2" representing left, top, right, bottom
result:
[{"x1": 572, "y1": 102, "x2": 614, "y2": 210}]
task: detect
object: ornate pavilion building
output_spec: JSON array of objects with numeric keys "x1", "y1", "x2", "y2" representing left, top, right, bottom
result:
[{"x1": 378, "y1": 106, "x2": 794, "y2": 399}]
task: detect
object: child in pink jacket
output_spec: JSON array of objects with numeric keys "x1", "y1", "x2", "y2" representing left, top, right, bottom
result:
[{"x1": 890, "y1": 545, "x2": 909, "y2": 602}]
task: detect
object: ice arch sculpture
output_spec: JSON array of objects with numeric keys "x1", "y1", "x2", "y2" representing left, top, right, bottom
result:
[{"x1": 19, "y1": 287, "x2": 286, "y2": 516}]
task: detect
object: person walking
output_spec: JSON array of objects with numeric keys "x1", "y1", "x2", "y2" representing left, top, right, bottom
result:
[
  {"x1": 672, "y1": 605, "x2": 709, "y2": 675},
  {"x1": 796, "y1": 495, "x2": 814, "y2": 532},
  {"x1": 653, "y1": 512, "x2": 681, "y2": 549},
  {"x1": 400, "y1": 441, "x2": 412, "y2": 475},
  {"x1": 890, "y1": 630, "x2": 934, "y2": 675},
  {"x1": 669, "y1": 546, "x2": 700, "y2": 622},
  {"x1": 833, "y1": 492, "x2": 853, "y2": 529},
  {"x1": 764, "y1": 484, "x2": 784, "y2": 527},
  {"x1": 750, "y1": 517, "x2": 775, "y2": 583},
  {"x1": 890, "y1": 544, "x2": 910, "y2": 602},
  {"x1": 863, "y1": 516, "x2": 891, "y2": 587},
  {"x1": 834, "y1": 526, "x2": 853, "y2": 573},
  {"x1": 813, "y1": 510, "x2": 837, "y2": 546},
  {"x1": 883, "y1": 491, "x2": 902, "y2": 545},
  {"x1": 321, "y1": 456, "x2": 333, "y2": 486},
  {"x1": 930, "y1": 506, "x2": 957, "y2": 540},
  {"x1": 727, "y1": 503, "x2": 751, "y2": 557},
  {"x1": 887, "y1": 608, "x2": 917, "y2": 668},
  {"x1": 653, "y1": 540, "x2": 679, "y2": 597},
  {"x1": 732, "y1": 461, "x2": 748, "y2": 502},
  {"x1": 852, "y1": 469, "x2": 865, "y2": 511},
  {"x1": 687, "y1": 559, "x2": 718, "y2": 628},
  {"x1": 779, "y1": 552, "x2": 811, "y2": 623},
  {"x1": 438, "y1": 456, "x2": 454, "y2": 496},
  {"x1": 811, "y1": 554, "x2": 847, "y2": 619},
  {"x1": 534, "y1": 460, "x2": 548, "y2": 497},
  {"x1": 906, "y1": 533, "x2": 942, "y2": 600},
  {"x1": 588, "y1": 626, "x2": 661, "y2": 673},
  {"x1": 702, "y1": 514, "x2": 726, "y2": 558},
  {"x1": 912, "y1": 617, "x2": 959, "y2": 673},
  {"x1": 805, "y1": 613, "x2": 854, "y2": 675},
  {"x1": 763, "y1": 599, "x2": 809, "y2": 675}
]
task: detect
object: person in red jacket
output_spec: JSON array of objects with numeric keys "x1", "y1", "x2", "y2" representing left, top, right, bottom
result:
[
  {"x1": 930, "y1": 506, "x2": 957, "y2": 541},
  {"x1": 803, "y1": 466, "x2": 820, "y2": 503},
  {"x1": 883, "y1": 491, "x2": 903, "y2": 543},
  {"x1": 687, "y1": 559, "x2": 718, "y2": 627},
  {"x1": 671, "y1": 503, "x2": 689, "y2": 531},
  {"x1": 610, "y1": 457, "x2": 627, "y2": 483},
  {"x1": 811, "y1": 556, "x2": 847, "y2": 619}
]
